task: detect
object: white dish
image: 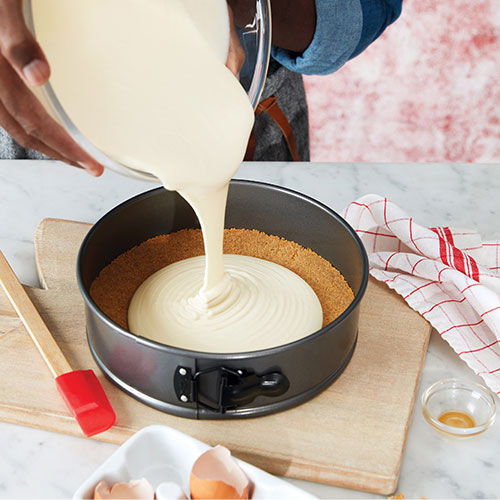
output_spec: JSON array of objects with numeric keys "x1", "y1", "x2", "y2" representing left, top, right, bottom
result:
[{"x1": 73, "y1": 425, "x2": 317, "y2": 499}]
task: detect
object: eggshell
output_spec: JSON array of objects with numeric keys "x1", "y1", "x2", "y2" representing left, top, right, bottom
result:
[
  {"x1": 190, "y1": 445, "x2": 249, "y2": 499},
  {"x1": 93, "y1": 478, "x2": 155, "y2": 499}
]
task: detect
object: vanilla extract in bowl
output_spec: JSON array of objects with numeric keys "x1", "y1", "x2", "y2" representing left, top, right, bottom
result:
[
  {"x1": 438, "y1": 410, "x2": 475, "y2": 429},
  {"x1": 422, "y1": 378, "x2": 496, "y2": 437}
]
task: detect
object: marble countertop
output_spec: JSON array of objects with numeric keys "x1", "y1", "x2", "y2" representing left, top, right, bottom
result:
[{"x1": 0, "y1": 160, "x2": 499, "y2": 499}]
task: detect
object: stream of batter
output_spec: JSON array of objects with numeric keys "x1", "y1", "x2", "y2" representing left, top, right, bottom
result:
[{"x1": 33, "y1": 0, "x2": 323, "y2": 352}]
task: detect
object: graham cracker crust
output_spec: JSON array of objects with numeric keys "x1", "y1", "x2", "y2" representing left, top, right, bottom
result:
[{"x1": 90, "y1": 228, "x2": 354, "y2": 330}]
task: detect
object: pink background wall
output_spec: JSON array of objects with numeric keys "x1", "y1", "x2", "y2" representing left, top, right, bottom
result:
[{"x1": 304, "y1": 0, "x2": 500, "y2": 163}]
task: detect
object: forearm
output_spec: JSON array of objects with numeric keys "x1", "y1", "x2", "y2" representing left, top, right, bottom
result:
[
  {"x1": 228, "y1": 0, "x2": 316, "y2": 53},
  {"x1": 271, "y1": 0, "x2": 402, "y2": 76},
  {"x1": 269, "y1": 0, "x2": 316, "y2": 52}
]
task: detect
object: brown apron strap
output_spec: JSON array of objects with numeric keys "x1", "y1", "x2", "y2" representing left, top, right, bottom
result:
[
  {"x1": 244, "y1": 96, "x2": 301, "y2": 162},
  {"x1": 244, "y1": 127, "x2": 257, "y2": 162}
]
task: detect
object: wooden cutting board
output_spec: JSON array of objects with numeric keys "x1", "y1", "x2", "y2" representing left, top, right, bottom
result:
[{"x1": 0, "y1": 218, "x2": 432, "y2": 495}]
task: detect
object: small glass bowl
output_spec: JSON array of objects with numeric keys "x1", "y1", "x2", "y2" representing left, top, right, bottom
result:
[{"x1": 422, "y1": 378, "x2": 497, "y2": 437}]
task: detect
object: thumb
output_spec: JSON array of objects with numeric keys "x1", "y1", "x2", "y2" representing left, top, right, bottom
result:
[{"x1": 0, "y1": 0, "x2": 50, "y2": 86}]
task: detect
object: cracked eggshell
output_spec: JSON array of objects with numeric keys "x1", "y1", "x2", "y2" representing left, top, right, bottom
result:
[
  {"x1": 93, "y1": 478, "x2": 154, "y2": 499},
  {"x1": 190, "y1": 445, "x2": 250, "y2": 499}
]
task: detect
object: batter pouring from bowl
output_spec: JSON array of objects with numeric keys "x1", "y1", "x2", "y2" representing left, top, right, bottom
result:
[{"x1": 29, "y1": 0, "x2": 324, "y2": 349}]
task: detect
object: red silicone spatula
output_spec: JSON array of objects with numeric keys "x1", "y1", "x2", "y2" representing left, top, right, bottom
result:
[{"x1": 0, "y1": 250, "x2": 115, "y2": 437}]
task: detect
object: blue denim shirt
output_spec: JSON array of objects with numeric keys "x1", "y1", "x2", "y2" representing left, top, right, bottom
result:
[{"x1": 272, "y1": 0, "x2": 402, "y2": 75}]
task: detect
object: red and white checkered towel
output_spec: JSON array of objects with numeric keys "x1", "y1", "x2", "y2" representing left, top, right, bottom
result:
[{"x1": 344, "y1": 194, "x2": 500, "y2": 396}]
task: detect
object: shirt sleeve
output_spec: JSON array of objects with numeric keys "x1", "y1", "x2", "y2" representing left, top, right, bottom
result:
[{"x1": 271, "y1": 0, "x2": 402, "y2": 76}]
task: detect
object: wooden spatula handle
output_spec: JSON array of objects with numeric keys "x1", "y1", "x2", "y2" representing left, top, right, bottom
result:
[{"x1": 0, "y1": 250, "x2": 72, "y2": 378}]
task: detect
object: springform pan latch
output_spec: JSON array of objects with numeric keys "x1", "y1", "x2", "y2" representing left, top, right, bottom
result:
[{"x1": 174, "y1": 366, "x2": 290, "y2": 413}]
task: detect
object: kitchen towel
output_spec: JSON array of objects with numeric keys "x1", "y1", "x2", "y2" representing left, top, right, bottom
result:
[{"x1": 344, "y1": 194, "x2": 500, "y2": 396}]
